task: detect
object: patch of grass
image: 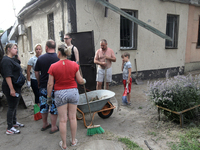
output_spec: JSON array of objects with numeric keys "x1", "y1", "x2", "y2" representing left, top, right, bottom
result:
[
  {"x1": 169, "y1": 127, "x2": 200, "y2": 150},
  {"x1": 138, "y1": 107, "x2": 142, "y2": 109},
  {"x1": 185, "y1": 127, "x2": 200, "y2": 139},
  {"x1": 147, "y1": 131, "x2": 157, "y2": 136},
  {"x1": 118, "y1": 137, "x2": 143, "y2": 150}
]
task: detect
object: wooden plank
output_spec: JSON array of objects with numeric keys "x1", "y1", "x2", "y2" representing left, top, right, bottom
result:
[
  {"x1": 97, "y1": 0, "x2": 173, "y2": 41},
  {"x1": 156, "y1": 105, "x2": 180, "y2": 115}
]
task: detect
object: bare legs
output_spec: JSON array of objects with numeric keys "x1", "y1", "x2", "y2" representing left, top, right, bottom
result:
[
  {"x1": 41, "y1": 113, "x2": 58, "y2": 132},
  {"x1": 58, "y1": 104, "x2": 68, "y2": 149},
  {"x1": 57, "y1": 103, "x2": 77, "y2": 149},
  {"x1": 41, "y1": 113, "x2": 49, "y2": 128},
  {"x1": 68, "y1": 104, "x2": 77, "y2": 145},
  {"x1": 96, "y1": 81, "x2": 109, "y2": 90},
  {"x1": 50, "y1": 114, "x2": 58, "y2": 132}
]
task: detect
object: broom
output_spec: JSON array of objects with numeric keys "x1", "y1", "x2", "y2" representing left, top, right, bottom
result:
[
  {"x1": 79, "y1": 64, "x2": 104, "y2": 136},
  {"x1": 34, "y1": 104, "x2": 42, "y2": 121},
  {"x1": 122, "y1": 83, "x2": 128, "y2": 104}
]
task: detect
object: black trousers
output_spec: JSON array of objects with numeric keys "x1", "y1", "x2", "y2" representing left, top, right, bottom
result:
[
  {"x1": 2, "y1": 84, "x2": 21, "y2": 129},
  {"x1": 31, "y1": 79, "x2": 39, "y2": 104}
]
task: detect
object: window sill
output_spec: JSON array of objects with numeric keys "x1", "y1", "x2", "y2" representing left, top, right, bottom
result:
[
  {"x1": 196, "y1": 46, "x2": 200, "y2": 49},
  {"x1": 165, "y1": 47, "x2": 178, "y2": 49},
  {"x1": 120, "y1": 48, "x2": 137, "y2": 51}
]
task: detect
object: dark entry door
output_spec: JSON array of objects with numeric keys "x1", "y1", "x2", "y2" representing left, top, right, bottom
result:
[{"x1": 70, "y1": 31, "x2": 96, "y2": 93}]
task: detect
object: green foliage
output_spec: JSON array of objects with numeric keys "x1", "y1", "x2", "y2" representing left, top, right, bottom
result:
[
  {"x1": 169, "y1": 127, "x2": 200, "y2": 150},
  {"x1": 147, "y1": 131, "x2": 157, "y2": 136},
  {"x1": 147, "y1": 74, "x2": 200, "y2": 121},
  {"x1": 0, "y1": 30, "x2": 4, "y2": 33},
  {"x1": 118, "y1": 137, "x2": 143, "y2": 150}
]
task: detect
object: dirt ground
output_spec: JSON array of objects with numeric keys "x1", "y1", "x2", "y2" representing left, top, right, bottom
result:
[{"x1": 1, "y1": 72, "x2": 199, "y2": 150}]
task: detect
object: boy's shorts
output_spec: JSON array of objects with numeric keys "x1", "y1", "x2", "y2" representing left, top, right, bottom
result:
[
  {"x1": 123, "y1": 78, "x2": 132, "y2": 93},
  {"x1": 39, "y1": 88, "x2": 58, "y2": 115},
  {"x1": 96, "y1": 67, "x2": 112, "y2": 82}
]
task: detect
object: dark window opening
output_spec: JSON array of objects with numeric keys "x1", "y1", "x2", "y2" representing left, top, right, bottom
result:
[
  {"x1": 47, "y1": 13, "x2": 55, "y2": 40},
  {"x1": 120, "y1": 10, "x2": 137, "y2": 50},
  {"x1": 197, "y1": 16, "x2": 200, "y2": 47},
  {"x1": 165, "y1": 14, "x2": 179, "y2": 49}
]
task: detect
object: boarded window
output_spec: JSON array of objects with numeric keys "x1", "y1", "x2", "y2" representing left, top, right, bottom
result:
[
  {"x1": 197, "y1": 16, "x2": 200, "y2": 47},
  {"x1": 47, "y1": 13, "x2": 55, "y2": 40},
  {"x1": 165, "y1": 14, "x2": 179, "y2": 49},
  {"x1": 120, "y1": 10, "x2": 137, "y2": 50}
]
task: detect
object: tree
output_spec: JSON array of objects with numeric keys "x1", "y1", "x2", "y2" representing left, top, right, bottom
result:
[{"x1": 0, "y1": 30, "x2": 4, "y2": 34}]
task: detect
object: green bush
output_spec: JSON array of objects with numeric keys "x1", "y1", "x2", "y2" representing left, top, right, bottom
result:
[{"x1": 147, "y1": 74, "x2": 200, "y2": 121}]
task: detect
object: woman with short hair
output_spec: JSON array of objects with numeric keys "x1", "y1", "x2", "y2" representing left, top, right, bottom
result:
[{"x1": 27, "y1": 44, "x2": 42, "y2": 105}]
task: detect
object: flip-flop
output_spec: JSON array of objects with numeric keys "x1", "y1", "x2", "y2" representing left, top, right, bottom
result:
[
  {"x1": 41, "y1": 124, "x2": 51, "y2": 131},
  {"x1": 70, "y1": 139, "x2": 78, "y2": 146},
  {"x1": 59, "y1": 141, "x2": 68, "y2": 150},
  {"x1": 49, "y1": 126, "x2": 59, "y2": 134}
]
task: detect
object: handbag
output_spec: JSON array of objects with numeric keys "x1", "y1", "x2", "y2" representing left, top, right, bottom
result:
[{"x1": 13, "y1": 72, "x2": 26, "y2": 87}]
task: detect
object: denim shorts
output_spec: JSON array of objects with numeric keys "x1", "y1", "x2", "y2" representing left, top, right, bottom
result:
[
  {"x1": 39, "y1": 88, "x2": 58, "y2": 115},
  {"x1": 54, "y1": 88, "x2": 79, "y2": 107}
]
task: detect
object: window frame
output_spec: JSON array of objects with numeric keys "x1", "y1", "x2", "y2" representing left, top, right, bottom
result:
[
  {"x1": 165, "y1": 14, "x2": 179, "y2": 49},
  {"x1": 196, "y1": 16, "x2": 200, "y2": 49},
  {"x1": 47, "y1": 12, "x2": 55, "y2": 41},
  {"x1": 120, "y1": 9, "x2": 138, "y2": 50}
]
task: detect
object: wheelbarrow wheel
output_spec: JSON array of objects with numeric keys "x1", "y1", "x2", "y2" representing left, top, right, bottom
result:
[{"x1": 98, "y1": 102, "x2": 113, "y2": 119}]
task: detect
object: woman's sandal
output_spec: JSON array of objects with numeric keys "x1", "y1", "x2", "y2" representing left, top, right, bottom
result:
[
  {"x1": 70, "y1": 139, "x2": 78, "y2": 146},
  {"x1": 59, "y1": 141, "x2": 68, "y2": 150}
]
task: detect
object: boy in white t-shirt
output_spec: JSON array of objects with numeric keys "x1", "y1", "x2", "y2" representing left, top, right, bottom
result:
[{"x1": 121, "y1": 52, "x2": 132, "y2": 105}]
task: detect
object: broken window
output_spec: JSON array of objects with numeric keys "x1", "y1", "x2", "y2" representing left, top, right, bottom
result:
[
  {"x1": 197, "y1": 16, "x2": 200, "y2": 47},
  {"x1": 165, "y1": 14, "x2": 179, "y2": 49},
  {"x1": 120, "y1": 10, "x2": 137, "y2": 50},
  {"x1": 47, "y1": 13, "x2": 55, "y2": 40}
]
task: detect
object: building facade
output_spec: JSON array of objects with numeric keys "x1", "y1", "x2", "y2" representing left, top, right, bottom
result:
[{"x1": 8, "y1": 0, "x2": 200, "y2": 82}]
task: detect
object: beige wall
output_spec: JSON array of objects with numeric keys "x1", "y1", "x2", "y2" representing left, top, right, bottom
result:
[
  {"x1": 76, "y1": 0, "x2": 189, "y2": 74},
  {"x1": 17, "y1": 0, "x2": 189, "y2": 75},
  {"x1": 17, "y1": 1, "x2": 67, "y2": 68},
  {"x1": 185, "y1": 5, "x2": 200, "y2": 72}
]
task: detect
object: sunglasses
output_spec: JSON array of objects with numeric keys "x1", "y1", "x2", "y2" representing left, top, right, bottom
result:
[{"x1": 64, "y1": 38, "x2": 70, "y2": 40}]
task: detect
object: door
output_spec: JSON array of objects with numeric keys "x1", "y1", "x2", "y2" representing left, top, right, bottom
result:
[{"x1": 70, "y1": 31, "x2": 96, "y2": 93}]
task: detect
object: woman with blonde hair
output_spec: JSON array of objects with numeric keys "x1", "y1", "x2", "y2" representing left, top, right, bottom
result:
[
  {"x1": 27, "y1": 44, "x2": 42, "y2": 105},
  {"x1": 1, "y1": 43, "x2": 25, "y2": 134},
  {"x1": 47, "y1": 44, "x2": 86, "y2": 150}
]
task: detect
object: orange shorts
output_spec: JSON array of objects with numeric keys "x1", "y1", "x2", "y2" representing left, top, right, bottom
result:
[{"x1": 123, "y1": 78, "x2": 132, "y2": 93}]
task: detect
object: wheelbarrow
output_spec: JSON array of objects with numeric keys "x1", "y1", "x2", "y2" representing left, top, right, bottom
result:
[{"x1": 77, "y1": 89, "x2": 116, "y2": 128}]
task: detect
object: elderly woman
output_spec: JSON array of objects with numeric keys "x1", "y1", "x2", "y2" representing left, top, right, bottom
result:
[
  {"x1": 27, "y1": 44, "x2": 42, "y2": 105},
  {"x1": 1, "y1": 43, "x2": 25, "y2": 135},
  {"x1": 47, "y1": 44, "x2": 85, "y2": 150}
]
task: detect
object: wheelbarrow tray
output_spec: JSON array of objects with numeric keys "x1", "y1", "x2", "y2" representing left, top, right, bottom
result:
[{"x1": 78, "y1": 90, "x2": 115, "y2": 113}]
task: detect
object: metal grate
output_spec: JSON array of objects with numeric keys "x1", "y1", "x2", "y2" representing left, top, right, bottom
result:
[
  {"x1": 48, "y1": 13, "x2": 55, "y2": 40},
  {"x1": 120, "y1": 10, "x2": 137, "y2": 50},
  {"x1": 165, "y1": 14, "x2": 179, "y2": 48}
]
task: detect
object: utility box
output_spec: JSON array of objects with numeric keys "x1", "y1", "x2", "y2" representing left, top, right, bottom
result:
[{"x1": 18, "y1": 24, "x2": 26, "y2": 35}]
